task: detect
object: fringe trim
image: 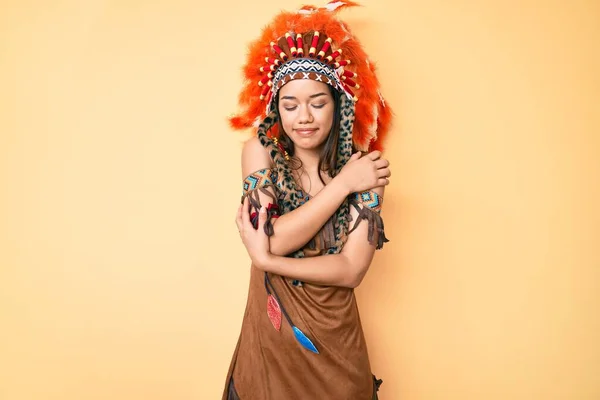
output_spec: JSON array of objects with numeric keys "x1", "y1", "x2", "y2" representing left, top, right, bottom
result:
[
  {"x1": 242, "y1": 186, "x2": 280, "y2": 237},
  {"x1": 348, "y1": 197, "x2": 389, "y2": 249}
]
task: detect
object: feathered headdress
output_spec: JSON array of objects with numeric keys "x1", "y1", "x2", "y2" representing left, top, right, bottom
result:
[{"x1": 229, "y1": 0, "x2": 392, "y2": 152}]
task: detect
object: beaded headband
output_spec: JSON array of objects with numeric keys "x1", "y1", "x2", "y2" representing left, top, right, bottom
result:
[{"x1": 266, "y1": 57, "x2": 353, "y2": 114}]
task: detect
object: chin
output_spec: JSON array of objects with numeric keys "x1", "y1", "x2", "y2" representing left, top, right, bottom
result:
[
  {"x1": 293, "y1": 139, "x2": 327, "y2": 152},
  {"x1": 291, "y1": 133, "x2": 328, "y2": 149}
]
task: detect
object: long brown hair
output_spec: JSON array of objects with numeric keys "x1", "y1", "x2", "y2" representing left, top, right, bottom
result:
[{"x1": 275, "y1": 84, "x2": 342, "y2": 185}]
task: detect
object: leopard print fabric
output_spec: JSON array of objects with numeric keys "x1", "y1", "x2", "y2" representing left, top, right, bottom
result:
[{"x1": 256, "y1": 94, "x2": 356, "y2": 257}]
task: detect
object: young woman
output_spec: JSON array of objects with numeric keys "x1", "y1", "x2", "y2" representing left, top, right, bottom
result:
[{"x1": 223, "y1": 2, "x2": 393, "y2": 399}]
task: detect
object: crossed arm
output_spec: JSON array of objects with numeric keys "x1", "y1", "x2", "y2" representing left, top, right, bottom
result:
[{"x1": 238, "y1": 137, "x2": 389, "y2": 288}]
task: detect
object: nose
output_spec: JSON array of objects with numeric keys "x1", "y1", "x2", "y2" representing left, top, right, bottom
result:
[{"x1": 298, "y1": 105, "x2": 314, "y2": 124}]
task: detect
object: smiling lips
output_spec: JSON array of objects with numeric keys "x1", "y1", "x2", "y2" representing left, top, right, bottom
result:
[{"x1": 295, "y1": 128, "x2": 318, "y2": 135}]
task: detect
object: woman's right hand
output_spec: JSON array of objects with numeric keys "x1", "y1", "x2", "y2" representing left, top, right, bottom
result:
[{"x1": 337, "y1": 151, "x2": 391, "y2": 194}]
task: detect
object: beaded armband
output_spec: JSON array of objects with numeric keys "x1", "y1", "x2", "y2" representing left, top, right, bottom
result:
[
  {"x1": 352, "y1": 190, "x2": 383, "y2": 213},
  {"x1": 348, "y1": 190, "x2": 389, "y2": 249},
  {"x1": 242, "y1": 168, "x2": 276, "y2": 197},
  {"x1": 241, "y1": 168, "x2": 280, "y2": 236}
]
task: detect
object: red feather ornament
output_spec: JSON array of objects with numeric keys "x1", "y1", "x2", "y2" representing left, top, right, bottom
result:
[{"x1": 267, "y1": 294, "x2": 282, "y2": 331}]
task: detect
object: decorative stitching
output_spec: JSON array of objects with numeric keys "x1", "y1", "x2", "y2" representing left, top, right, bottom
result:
[{"x1": 352, "y1": 190, "x2": 383, "y2": 213}]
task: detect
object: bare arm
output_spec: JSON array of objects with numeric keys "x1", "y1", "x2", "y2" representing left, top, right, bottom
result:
[
  {"x1": 241, "y1": 137, "x2": 349, "y2": 256},
  {"x1": 247, "y1": 185, "x2": 386, "y2": 288},
  {"x1": 241, "y1": 136, "x2": 390, "y2": 257}
]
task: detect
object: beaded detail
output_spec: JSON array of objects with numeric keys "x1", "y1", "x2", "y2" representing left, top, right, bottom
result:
[
  {"x1": 243, "y1": 168, "x2": 277, "y2": 196},
  {"x1": 352, "y1": 190, "x2": 383, "y2": 213}
]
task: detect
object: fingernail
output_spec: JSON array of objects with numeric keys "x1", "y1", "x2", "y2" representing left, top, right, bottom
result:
[{"x1": 260, "y1": 206, "x2": 266, "y2": 212}]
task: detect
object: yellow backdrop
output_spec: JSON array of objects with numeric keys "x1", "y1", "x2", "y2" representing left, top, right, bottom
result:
[{"x1": 1, "y1": 0, "x2": 599, "y2": 399}]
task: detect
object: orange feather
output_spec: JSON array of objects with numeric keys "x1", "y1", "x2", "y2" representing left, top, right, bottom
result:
[{"x1": 229, "y1": 1, "x2": 392, "y2": 152}]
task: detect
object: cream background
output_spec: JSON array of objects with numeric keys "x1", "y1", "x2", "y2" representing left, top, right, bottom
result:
[{"x1": 1, "y1": 0, "x2": 599, "y2": 399}]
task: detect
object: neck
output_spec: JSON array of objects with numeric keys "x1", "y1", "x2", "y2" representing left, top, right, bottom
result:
[{"x1": 294, "y1": 147, "x2": 321, "y2": 174}]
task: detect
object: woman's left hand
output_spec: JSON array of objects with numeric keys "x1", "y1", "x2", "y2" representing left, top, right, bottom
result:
[{"x1": 236, "y1": 196, "x2": 271, "y2": 268}]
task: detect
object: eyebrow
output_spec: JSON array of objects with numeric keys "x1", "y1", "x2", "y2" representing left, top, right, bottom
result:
[{"x1": 280, "y1": 92, "x2": 328, "y2": 101}]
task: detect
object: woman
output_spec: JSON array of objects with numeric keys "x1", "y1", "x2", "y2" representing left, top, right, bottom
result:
[{"x1": 223, "y1": 2, "x2": 393, "y2": 399}]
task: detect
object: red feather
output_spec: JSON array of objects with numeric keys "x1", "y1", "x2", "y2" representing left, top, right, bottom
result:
[{"x1": 267, "y1": 294, "x2": 282, "y2": 331}]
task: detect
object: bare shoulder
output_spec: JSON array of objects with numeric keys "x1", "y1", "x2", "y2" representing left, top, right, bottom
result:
[{"x1": 241, "y1": 136, "x2": 272, "y2": 178}]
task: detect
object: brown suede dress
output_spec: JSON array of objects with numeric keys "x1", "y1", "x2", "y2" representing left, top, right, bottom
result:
[{"x1": 222, "y1": 170, "x2": 383, "y2": 400}]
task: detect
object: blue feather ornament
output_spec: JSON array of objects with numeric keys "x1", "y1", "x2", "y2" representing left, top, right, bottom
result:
[
  {"x1": 265, "y1": 272, "x2": 319, "y2": 354},
  {"x1": 292, "y1": 326, "x2": 319, "y2": 354}
]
